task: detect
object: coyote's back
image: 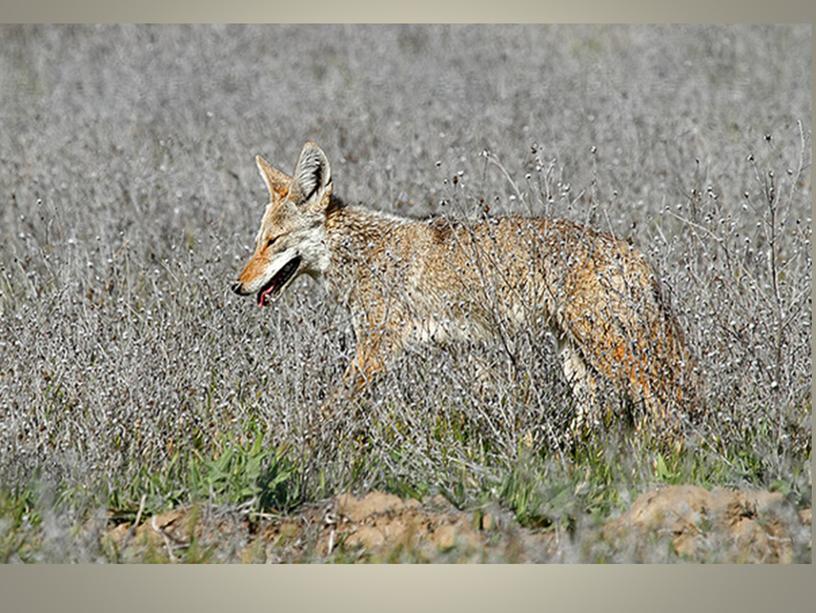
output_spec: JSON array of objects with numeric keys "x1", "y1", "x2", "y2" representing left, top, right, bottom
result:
[{"x1": 232, "y1": 142, "x2": 701, "y2": 448}]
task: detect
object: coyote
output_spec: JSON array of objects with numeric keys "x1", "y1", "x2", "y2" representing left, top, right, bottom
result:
[{"x1": 232, "y1": 142, "x2": 700, "y2": 445}]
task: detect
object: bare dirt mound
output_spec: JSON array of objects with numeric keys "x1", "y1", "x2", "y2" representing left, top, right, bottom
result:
[
  {"x1": 103, "y1": 486, "x2": 810, "y2": 563},
  {"x1": 316, "y1": 492, "x2": 554, "y2": 562},
  {"x1": 245, "y1": 491, "x2": 554, "y2": 562},
  {"x1": 603, "y1": 485, "x2": 811, "y2": 563},
  {"x1": 104, "y1": 490, "x2": 548, "y2": 562}
]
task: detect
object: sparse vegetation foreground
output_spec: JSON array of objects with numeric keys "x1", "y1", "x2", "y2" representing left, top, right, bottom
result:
[{"x1": 0, "y1": 25, "x2": 811, "y2": 562}]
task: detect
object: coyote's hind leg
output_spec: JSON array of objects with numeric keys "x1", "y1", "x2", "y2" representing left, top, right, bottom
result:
[{"x1": 557, "y1": 335, "x2": 603, "y2": 444}]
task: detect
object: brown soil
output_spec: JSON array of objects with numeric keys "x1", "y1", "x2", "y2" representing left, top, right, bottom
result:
[
  {"x1": 103, "y1": 486, "x2": 810, "y2": 563},
  {"x1": 604, "y1": 485, "x2": 810, "y2": 563}
]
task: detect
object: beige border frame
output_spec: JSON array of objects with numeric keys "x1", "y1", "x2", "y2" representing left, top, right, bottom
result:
[
  {"x1": 0, "y1": 0, "x2": 813, "y2": 23},
  {"x1": 0, "y1": 1, "x2": 813, "y2": 611}
]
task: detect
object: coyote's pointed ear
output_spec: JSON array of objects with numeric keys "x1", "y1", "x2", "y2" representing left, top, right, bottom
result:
[
  {"x1": 291, "y1": 142, "x2": 332, "y2": 207},
  {"x1": 255, "y1": 155, "x2": 292, "y2": 200}
]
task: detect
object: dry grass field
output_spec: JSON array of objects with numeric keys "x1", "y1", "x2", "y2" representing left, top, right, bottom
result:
[{"x1": 0, "y1": 25, "x2": 811, "y2": 562}]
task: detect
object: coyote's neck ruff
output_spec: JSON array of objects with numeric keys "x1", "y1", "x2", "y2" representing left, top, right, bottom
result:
[{"x1": 233, "y1": 142, "x2": 699, "y2": 445}]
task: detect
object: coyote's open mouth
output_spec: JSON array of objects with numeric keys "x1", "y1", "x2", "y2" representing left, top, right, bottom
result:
[{"x1": 257, "y1": 256, "x2": 301, "y2": 307}]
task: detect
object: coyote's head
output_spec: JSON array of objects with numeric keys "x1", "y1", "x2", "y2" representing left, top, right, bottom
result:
[{"x1": 231, "y1": 142, "x2": 333, "y2": 306}]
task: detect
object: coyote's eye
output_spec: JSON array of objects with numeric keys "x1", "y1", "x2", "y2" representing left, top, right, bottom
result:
[{"x1": 266, "y1": 236, "x2": 279, "y2": 248}]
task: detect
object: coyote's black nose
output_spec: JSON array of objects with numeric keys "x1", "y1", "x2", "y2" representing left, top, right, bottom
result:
[{"x1": 231, "y1": 282, "x2": 243, "y2": 295}]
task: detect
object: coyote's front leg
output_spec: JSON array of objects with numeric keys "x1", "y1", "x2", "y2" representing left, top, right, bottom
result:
[
  {"x1": 303, "y1": 331, "x2": 395, "y2": 447},
  {"x1": 315, "y1": 327, "x2": 397, "y2": 425},
  {"x1": 342, "y1": 333, "x2": 391, "y2": 393}
]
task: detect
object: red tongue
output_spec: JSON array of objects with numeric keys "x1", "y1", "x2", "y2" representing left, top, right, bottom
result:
[{"x1": 257, "y1": 285, "x2": 275, "y2": 308}]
